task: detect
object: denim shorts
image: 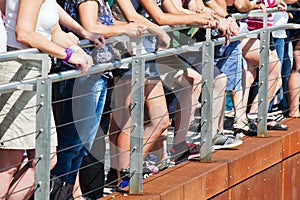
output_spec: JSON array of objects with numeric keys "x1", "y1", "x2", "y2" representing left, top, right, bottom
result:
[{"x1": 214, "y1": 40, "x2": 242, "y2": 91}]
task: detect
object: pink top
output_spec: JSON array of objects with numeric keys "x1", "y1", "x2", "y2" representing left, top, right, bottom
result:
[{"x1": 245, "y1": 0, "x2": 276, "y2": 30}]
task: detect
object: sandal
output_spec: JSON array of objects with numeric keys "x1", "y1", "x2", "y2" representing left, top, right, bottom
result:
[
  {"x1": 233, "y1": 117, "x2": 249, "y2": 133},
  {"x1": 248, "y1": 118, "x2": 288, "y2": 133},
  {"x1": 267, "y1": 120, "x2": 289, "y2": 131}
]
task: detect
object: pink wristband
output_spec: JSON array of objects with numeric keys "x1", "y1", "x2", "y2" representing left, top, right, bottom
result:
[{"x1": 62, "y1": 48, "x2": 72, "y2": 62}]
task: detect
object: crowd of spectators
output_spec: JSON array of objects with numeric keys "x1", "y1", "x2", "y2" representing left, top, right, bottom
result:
[{"x1": 0, "y1": 0, "x2": 299, "y2": 199}]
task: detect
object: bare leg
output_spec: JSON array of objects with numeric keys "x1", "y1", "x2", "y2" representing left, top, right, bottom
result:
[
  {"x1": 141, "y1": 79, "x2": 169, "y2": 158},
  {"x1": 108, "y1": 116, "x2": 120, "y2": 171},
  {"x1": 241, "y1": 38, "x2": 282, "y2": 114},
  {"x1": 249, "y1": 50, "x2": 282, "y2": 113},
  {"x1": 172, "y1": 69, "x2": 202, "y2": 146},
  {"x1": 288, "y1": 40, "x2": 300, "y2": 117},
  {"x1": 111, "y1": 78, "x2": 132, "y2": 170},
  {"x1": 212, "y1": 74, "x2": 227, "y2": 137},
  {"x1": 116, "y1": 79, "x2": 169, "y2": 169},
  {"x1": 149, "y1": 129, "x2": 168, "y2": 162},
  {"x1": 5, "y1": 147, "x2": 56, "y2": 200},
  {"x1": 73, "y1": 172, "x2": 82, "y2": 199},
  {"x1": 0, "y1": 149, "x2": 24, "y2": 199}
]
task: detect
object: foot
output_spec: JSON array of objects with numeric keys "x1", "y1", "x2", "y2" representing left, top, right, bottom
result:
[
  {"x1": 170, "y1": 143, "x2": 201, "y2": 165},
  {"x1": 105, "y1": 169, "x2": 119, "y2": 188},
  {"x1": 233, "y1": 117, "x2": 249, "y2": 133},
  {"x1": 248, "y1": 119, "x2": 288, "y2": 132},
  {"x1": 213, "y1": 132, "x2": 243, "y2": 150}
]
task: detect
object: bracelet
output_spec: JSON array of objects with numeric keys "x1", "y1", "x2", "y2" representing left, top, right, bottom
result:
[
  {"x1": 62, "y1": 48, "x2": 72, "y2": 62},
  {"x1": 69, "y1": 45, "x2": 80, "y2": 53},
  {"x1": 225, "y1": 14, "x2": 232, "y2": 19}
]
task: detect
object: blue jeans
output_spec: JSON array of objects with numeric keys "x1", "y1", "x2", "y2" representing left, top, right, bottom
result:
[
  {"x1": 51, "y1": 64, "x2": 107, "y2": 184},
  {"x1": 271, "y1": 37, "x2": 291, "y2": 112}
]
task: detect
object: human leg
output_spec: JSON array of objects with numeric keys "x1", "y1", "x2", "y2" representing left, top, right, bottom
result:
[
  {"x1": 242, "y1": 38, "x2": 288, "y2": 131},
  {"x1": 212, "y1": 74, "x2": 227, "y2": 138},
  {"x1": 242, "y1": 38, "x2": 282, "y2": 113},
  {"x1": 172, "y1": 68, "x2": 202, "y2": 148},
  {"x1": 78, "y1": 81, "x2": 112, "y2": 198},
  {"x1": 1, "y1": 148, "x2": 57, "y2": 200},
  {"x1": 51, "y1": 74, "x2": 107, "y2": 186},
  {"x1": 288, "y1": 40, "x2": 300, "y2": 117},
  {"x1": 143, "y1": 79, "x2": 170, "y2": 158},
  {"x1": 0, "y1": 150, "x2": 24, "y2": 199},
  {"x1": 248, "y1": 49, "x2": 282, "y2": 113},
  {"x1": 116, "y1": 78, "x2": 169, "y2": 170}
]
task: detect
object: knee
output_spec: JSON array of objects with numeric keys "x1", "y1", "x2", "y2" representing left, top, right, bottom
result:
[
  {"x1": 159, "y1": 115, "x2": 170, "y2": 134},
  {"x1": 3, "y1": 166, "x2": 18, "y2": 177},
  {"x1": 151, "y1": 113, "x2": 170, "y2": 136},
  {"x1": 184, "y1": 69, "x2": 202, "y2": 87},
  {"x1": 214, "y1": 74, "x2": 227, "y2": 89}
]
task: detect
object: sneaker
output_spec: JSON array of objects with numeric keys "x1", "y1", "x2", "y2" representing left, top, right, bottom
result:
[
  {"x1": 105, "y1": 169, "x2": 119, "y2": 188},
  {"x1": 50, "y1": 175, "x2": 62, "y2": 199},
  {"x1": 117, "y1": 168, "x2": 130, "y2": 190},
  {"x1": 213, "y1": 132, "x2": 243, "y2": 150},
  {"x1": 155, "y1": 159, "x2": 170, "y2": 172},
  {"x1": 50, "y1": 182, "x2": 73, "y2": 200},
  {"x1": 170, "y1": 143, "x2": 200, "y2": 165}
]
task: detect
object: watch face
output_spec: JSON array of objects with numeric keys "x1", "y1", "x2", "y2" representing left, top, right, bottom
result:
[
  {"x1": 91, "y1": 45, "x2": 114, "y2": 64},
  {"x1": 97, "y1": 51, "x2": 113, "y2": 63}
]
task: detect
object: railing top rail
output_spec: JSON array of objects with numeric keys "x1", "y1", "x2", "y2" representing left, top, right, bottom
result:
[
  {"x1": 1, "y1": 21, "x2": 299, "y2": 95},
  {"x1": 0, "y1": 48, "x2": 39, "y2": 61}
]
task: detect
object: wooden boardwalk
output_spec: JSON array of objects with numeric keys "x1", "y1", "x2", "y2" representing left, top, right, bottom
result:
[{"x1": 101, "y1": 117, "x2": 300, "y2": 200}]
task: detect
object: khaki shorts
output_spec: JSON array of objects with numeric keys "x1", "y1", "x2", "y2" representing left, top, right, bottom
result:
[
  {"x1": 156, "y1": 55, "x2": 191, "y2": 90},
  {"x1": 0, "y1": 60, "x2": 57, "y2": 149}
]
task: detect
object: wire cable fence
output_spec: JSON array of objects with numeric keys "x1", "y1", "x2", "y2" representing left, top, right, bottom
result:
[{"x1": 0, "y1": 8, "x2": 300, "y2": 199}]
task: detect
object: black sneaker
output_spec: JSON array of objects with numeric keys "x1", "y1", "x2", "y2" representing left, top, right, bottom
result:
[
  {"x1": 105, "y1": 169, "x2": 119, "y2": 188},
  {"x1": 50, "y1": 181, "x2": 73, "y2": 200},
  {"x1": 50, "y1": 175, "x2": 63, "y2": 200},
  {"x1": 170, "y1": 143, "x2": 200, "y2": 165}
]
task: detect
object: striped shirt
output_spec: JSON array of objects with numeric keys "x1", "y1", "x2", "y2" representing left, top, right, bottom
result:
[{"x1": 244, "y1": 0, "x2": 277, "y2": 30}]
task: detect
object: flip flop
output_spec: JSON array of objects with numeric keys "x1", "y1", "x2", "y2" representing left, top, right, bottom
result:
[{"x1": 267, "y1": 120, "x2": 289, "y2": 131}]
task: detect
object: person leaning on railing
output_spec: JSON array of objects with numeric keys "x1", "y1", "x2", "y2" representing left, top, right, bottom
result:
[
  {"x1": 225, "y1": 0, "x2": 289, "y2": 133},
  {"x1": 112, "y1": 0, "x2": 221, "y2": 188},
  {"x1": 175, "y1": 0, "x2": 244, "y2": 148},
  {"x1": 0, "y1": 0, "x2": 95, "y2": 199},
  {"x1": 50, "y1": 0, "x2": 147, "y2": 199}
]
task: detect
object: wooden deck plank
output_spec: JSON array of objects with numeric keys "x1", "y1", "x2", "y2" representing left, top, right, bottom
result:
[{"x1": 101, "y1": 118, "x2": 300, "y2": 200}]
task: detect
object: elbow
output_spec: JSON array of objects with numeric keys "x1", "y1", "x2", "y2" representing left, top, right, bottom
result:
[
  {"x1": 234, "y1": 5, "x2": 249, "y2": 13},
  {"x1": 153, "y1": 16, "x2": 167, "y2": 26},
  {"x1": 15, "y1": 29, "x2": 31, "y2": 46}
]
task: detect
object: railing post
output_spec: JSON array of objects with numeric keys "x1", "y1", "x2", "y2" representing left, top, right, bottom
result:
[
  {"x1": 200, "y1": 29, "x2": 215, "y2": 161},
  {"x1": 257, "y1": 28, "x2": 270, "y2": 137},
  {"x1": 34, "y1": 54, "x2": 51, "y2": 199},
  {"x1": 129, "y1": 37, "x2": 145, "y2": 194}
]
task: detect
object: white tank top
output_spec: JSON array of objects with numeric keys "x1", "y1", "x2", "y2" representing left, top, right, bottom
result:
[
  {"x1": 0, "y1": 11, "x2": 7, "y2": 52},
  {"x1": 5, "y1": 0, "x2": 59, "y2": 49}
]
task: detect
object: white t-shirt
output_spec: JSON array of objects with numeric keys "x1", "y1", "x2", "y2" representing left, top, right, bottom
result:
[
  {"x1": 0, "y1": 11, "x2": 7, "y2": 53},
  {"x1": 272, "y1": 12, "x2": 288, "y2": 39},
  {"x1": 5, "y1": 0, "x2": 59, "y2": 49}
]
